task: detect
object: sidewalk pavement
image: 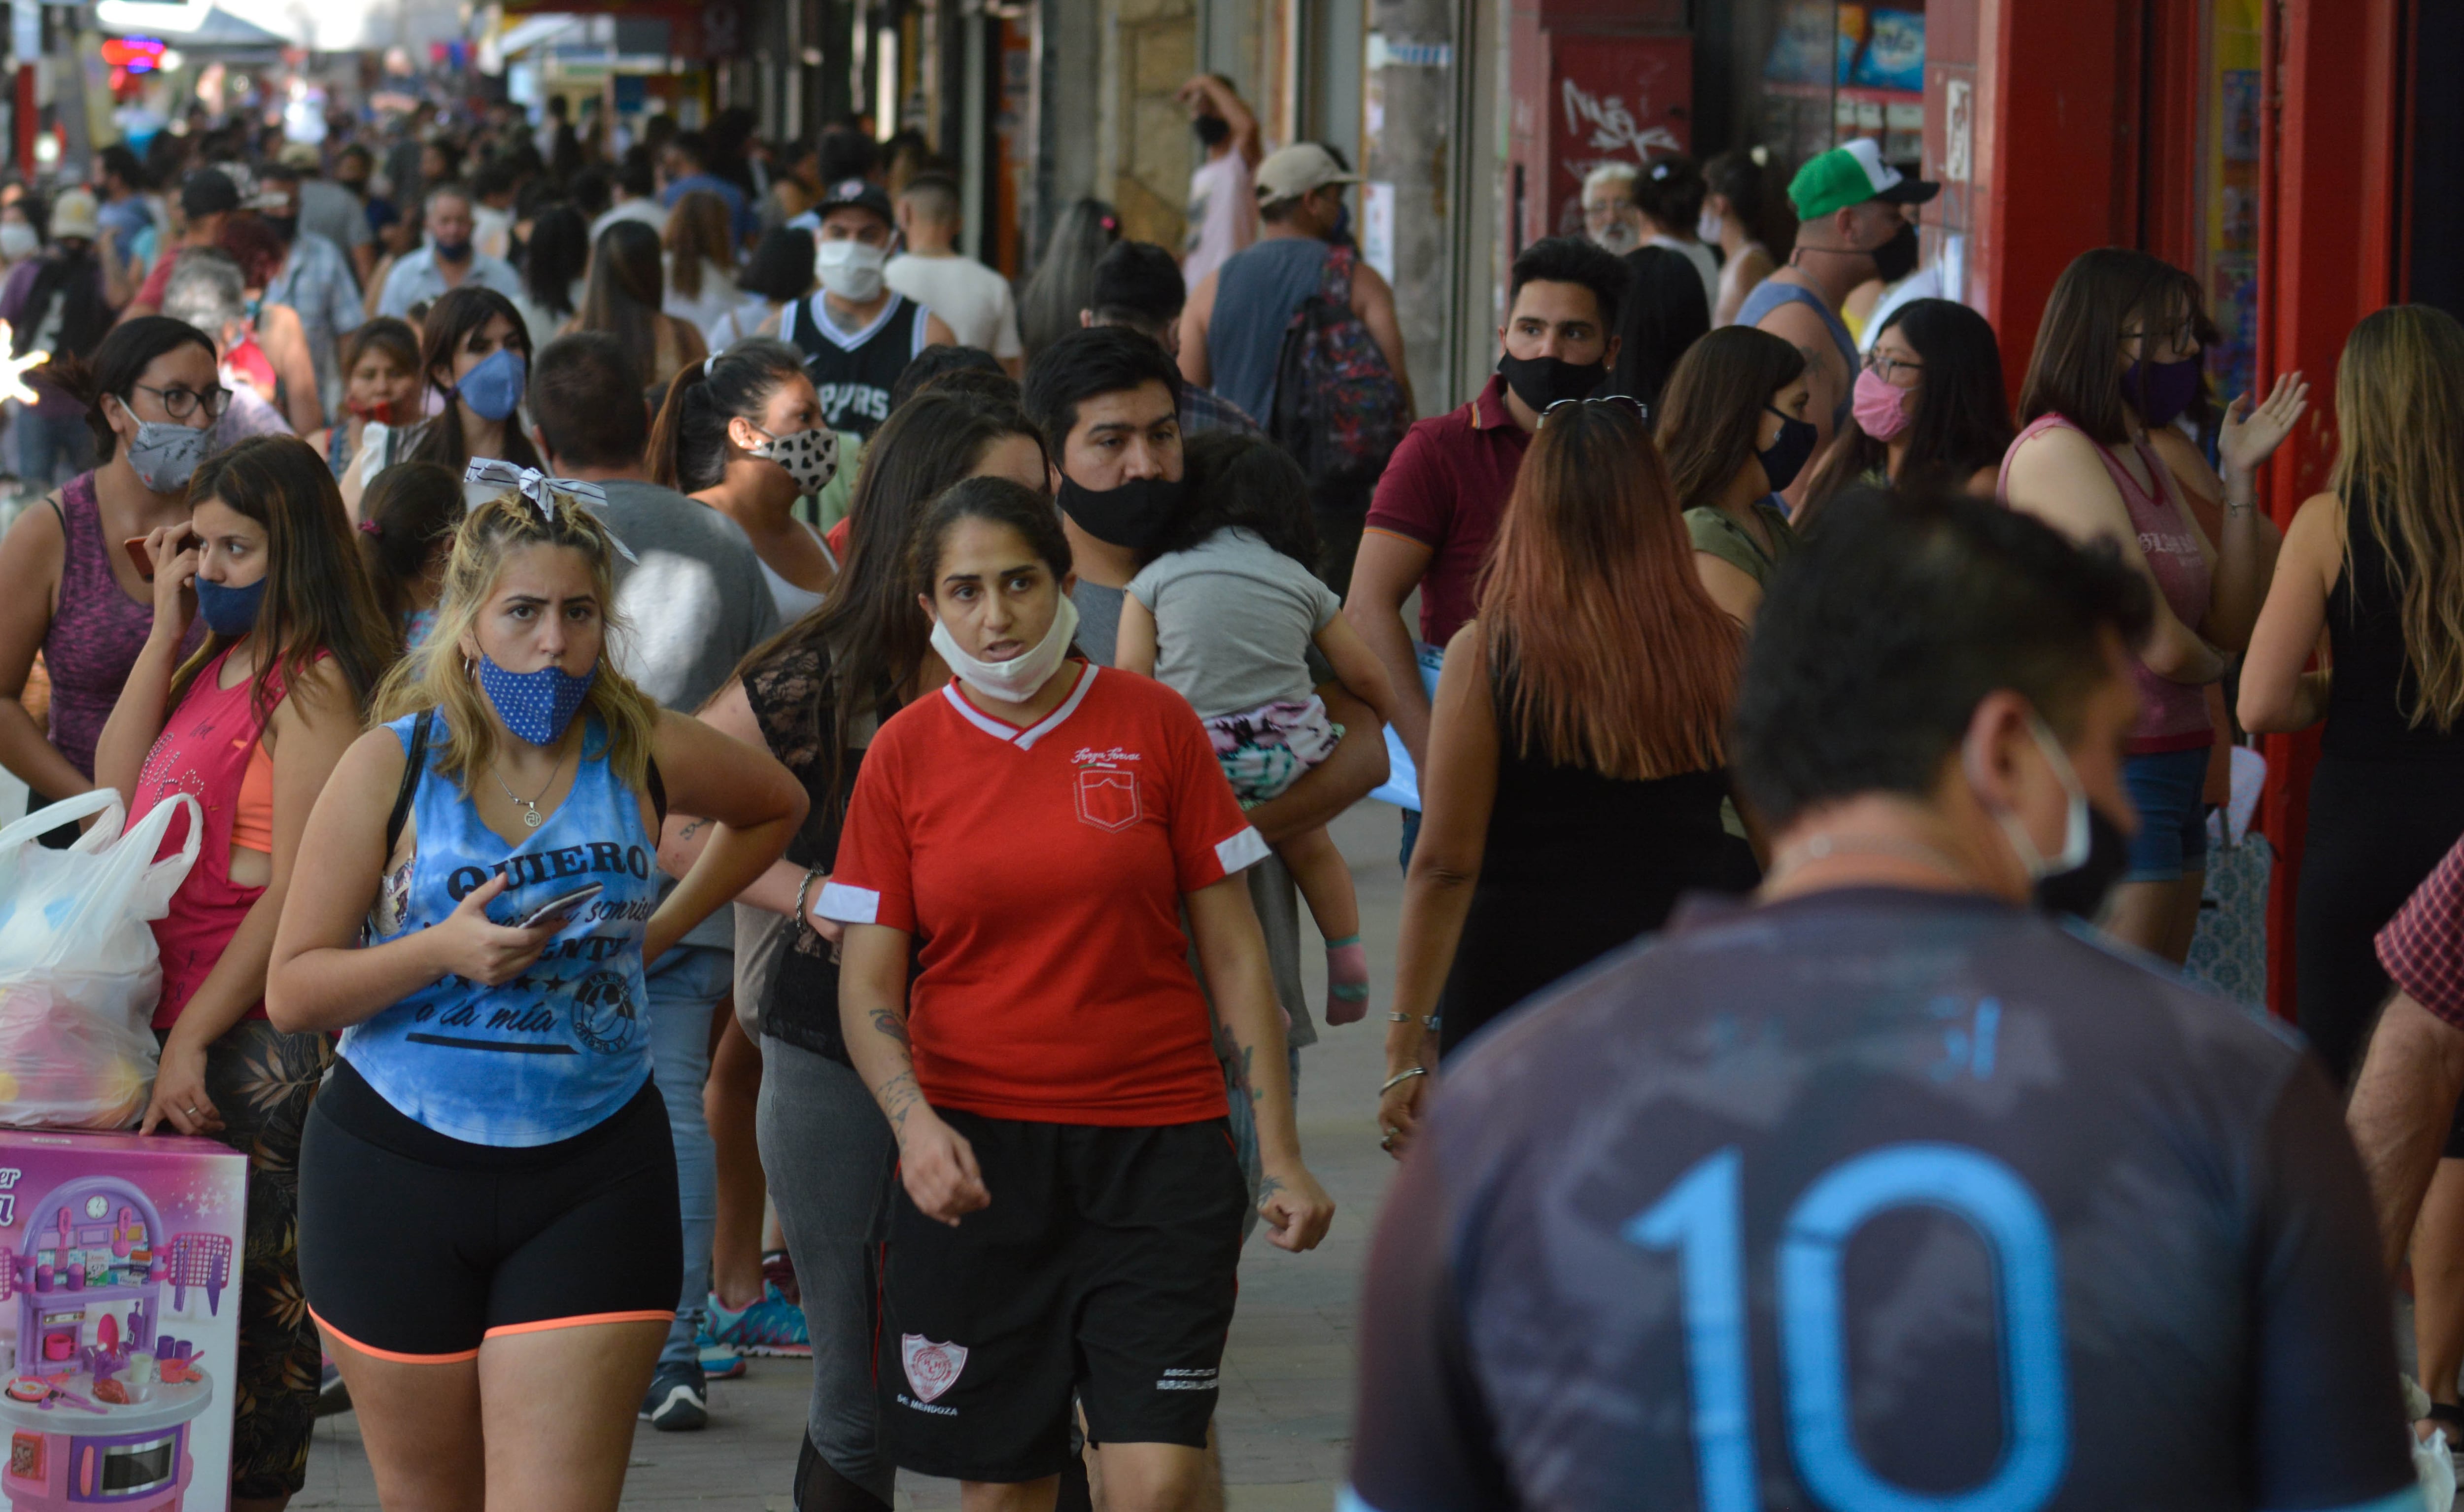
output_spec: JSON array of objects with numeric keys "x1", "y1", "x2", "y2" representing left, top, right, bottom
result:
[{"x1": 295, "y1": 801, "x2": 1409, "y2": 1509}]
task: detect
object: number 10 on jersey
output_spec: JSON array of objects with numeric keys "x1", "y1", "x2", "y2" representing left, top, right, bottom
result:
[{"x1": 1627, "y1": 1143, "x2": 2068, "y2": 1512}]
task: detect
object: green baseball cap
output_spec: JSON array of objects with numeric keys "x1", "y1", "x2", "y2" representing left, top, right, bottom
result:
[{"x1": 1788, "y1": 138, "x2": 1939, "y2": 222}]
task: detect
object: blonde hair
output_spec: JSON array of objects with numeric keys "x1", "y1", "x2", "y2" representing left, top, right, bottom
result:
[
  {"x1": 2331, "y1": 305, "x2": 2464, "y2": 732},
  {"x1": 372, "y1": 487, "x2": 661, "y2": 791}
]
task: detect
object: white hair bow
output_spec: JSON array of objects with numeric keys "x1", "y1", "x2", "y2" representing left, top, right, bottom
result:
[{"x1": 462, "y1": 458, "x2": 637, "y2": 562}]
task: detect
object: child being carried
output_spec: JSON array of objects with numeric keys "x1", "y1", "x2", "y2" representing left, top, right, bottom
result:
[{"x1": 1118, "y1": 433, "x2": 1395, "y2": 1023}]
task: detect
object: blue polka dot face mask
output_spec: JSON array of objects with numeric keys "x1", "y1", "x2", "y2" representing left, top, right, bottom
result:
[{"x1": 477, "y1": 654, "x2": 597, "y2": 746}]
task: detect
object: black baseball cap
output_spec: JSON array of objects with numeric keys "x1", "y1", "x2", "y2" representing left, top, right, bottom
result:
[
  {"x1": 179, "y1": 168, "x2": 240, "y2": 219},
  {"x1": 816, "y1": 176, "x2": 895, "y2": 227}
]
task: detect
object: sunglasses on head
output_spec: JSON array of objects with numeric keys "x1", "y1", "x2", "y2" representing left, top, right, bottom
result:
[{"x1": 1540, "y1": 394, "x2": 1650, "y2": 426}]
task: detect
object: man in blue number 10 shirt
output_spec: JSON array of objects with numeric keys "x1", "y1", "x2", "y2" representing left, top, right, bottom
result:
[{"x1": 1348, "y1": 487, "x2": 2416, "y2": 1512}]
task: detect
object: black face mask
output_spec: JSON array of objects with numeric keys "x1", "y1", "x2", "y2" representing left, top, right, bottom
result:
[
  {"x1": 1756, "y1": 406, "x2": 1818, "y2": 492},
  {"x1": 1193, "y1": 114, "x2": 1231, "y2": 150},
  {"x1": 1869, "y1": 219, "x2": 1919, "y2": 283},
  {"x1": 2032, "y1": 803, "x2": 2133, "y2": 920},
  {"x1": 1497, "y1": 352, "x2": 1605, "y2": 413},
  {"x1": 1058, "y1": 472, "x2": 1187, "y2": 552}
]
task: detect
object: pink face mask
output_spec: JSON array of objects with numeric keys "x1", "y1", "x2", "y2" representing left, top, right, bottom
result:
[{"x1": 1852, "y1": 366, "x2": 1916, "y2": 442}]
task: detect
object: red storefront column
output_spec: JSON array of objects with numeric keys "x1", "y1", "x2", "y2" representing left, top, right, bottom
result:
[{"x1": 2255, "y1": 0, "x2": 2406, "y2": 1020}]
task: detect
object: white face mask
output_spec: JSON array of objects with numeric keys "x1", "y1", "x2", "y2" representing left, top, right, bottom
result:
[
  {"x1": 1697, "y1": 206, "x2": 1725, "y2": 243},
  {"x1": 816, "y1": 239, "x2": 888, "y2": 302},
  {"x1": 0, "y1": 223, "x2": 38, "y2": 260},
  {"x1": 930, "y1": 594, "x2": 1079, "y2": 705},
  {"x1": 1982, "y1": 714, "x2": 2091, "y2": 880}
]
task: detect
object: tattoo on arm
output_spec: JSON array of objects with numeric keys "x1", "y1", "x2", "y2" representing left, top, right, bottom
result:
[
  {"x1": 875, "y1": 1069, "x2": 924, "y2": 1132},
  {"x1": 677, "y1": 818, "x2": 708, "y2": 841},
  {"x1": 869, "y1": 1005, "x2": 911, "y2": 1047}
]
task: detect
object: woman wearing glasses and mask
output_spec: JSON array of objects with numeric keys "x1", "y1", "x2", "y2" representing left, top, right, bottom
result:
[
  {"x1": 1376, "y1": 400, "x2": 1754, "y2": 1156},
  {"x1": 0, "y1": 315, "x2": 224, "y2": 839},
  {"x1": 1795, "y1": 298, "x2": 2016, "y2": 526}
]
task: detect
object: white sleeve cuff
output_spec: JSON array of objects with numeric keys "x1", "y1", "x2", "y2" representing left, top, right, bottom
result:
[
  {"x1": 1214, "y1": 827, "x2": 1271, "y2": 876},
  {"x1": 816, "y1": 881, "x2": 881, "y2": 925}
]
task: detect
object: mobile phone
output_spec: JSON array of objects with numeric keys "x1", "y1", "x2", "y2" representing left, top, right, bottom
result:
[
  {"x1": 514, "y1": 883, "x2": 601, "y2": 929},
  {"x1": 123, "y1": 527, "x2": 195, "y2": 583}
]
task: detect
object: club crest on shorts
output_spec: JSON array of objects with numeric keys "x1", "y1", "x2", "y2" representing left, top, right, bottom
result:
[
  {"x1": 1074, "y1": 767, "x2": 1141, "y2": 832},
  {"x1": 901, "y1": 1334, "x2": 968, "y2": 1403}
]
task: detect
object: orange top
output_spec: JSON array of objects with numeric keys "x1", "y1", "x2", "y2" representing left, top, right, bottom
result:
[{"x1": 231, "y1": 739, "x2": 274, "y2": 853}]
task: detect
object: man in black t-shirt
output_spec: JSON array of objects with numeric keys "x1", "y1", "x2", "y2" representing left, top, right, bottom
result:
[
  {"x1": 783, "y1": 178, "x2": 955, "y2": 437},
  {"x1": 1350, "y1": 488, "x2": 2416, "y2": 1512}
]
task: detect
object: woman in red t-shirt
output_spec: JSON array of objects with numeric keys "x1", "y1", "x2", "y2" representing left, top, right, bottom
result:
[
  {"x1": 826, "y1": 477, "x2": 1334, "y2": 1501},
  {"x1": 91, "y1": 433, "x2": 396, "y2": 1507}
]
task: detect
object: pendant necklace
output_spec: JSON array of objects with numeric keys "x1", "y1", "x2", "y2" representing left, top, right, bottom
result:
[{"x1": 492, "y1": 743, "x2": 570, "y2": 829}]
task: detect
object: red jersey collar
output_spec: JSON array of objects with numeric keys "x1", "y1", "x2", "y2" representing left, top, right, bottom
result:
[{"x1": 938, "y1": 661, "x2": 1099, "y2": 751}]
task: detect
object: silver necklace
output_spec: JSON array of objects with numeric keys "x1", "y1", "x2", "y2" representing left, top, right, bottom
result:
[{"x1": 491, "y1": 745, "x2": 569, "y2": 829}]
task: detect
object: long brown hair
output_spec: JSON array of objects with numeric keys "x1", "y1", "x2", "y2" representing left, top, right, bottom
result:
[
  {"x1": 729, "y1": 390, "x2": 1047, "y2": 831},
  {"x1": 356, "y1": 460, "x2": 463, "y2": 637},
  {"x1": 664, "y1": 190, "x2": 732, "y2": 304},
  {"x1": 578, "y1": 219, "x2": 669, "y2": 388},
  {"x1": 2332, "y1": 304, "x2": 2464, "y2": 731},
  {"x1": 1656, "y1": 325, "x2": 1807, "y2": 513},
  {"x1": 168, "y1": 436, "x2": 396, "y2": 723},
  {"x1": 373, "y1": 488, "x2": 662, "y2": 793},
  {"x1": 2017, "y1": 247, "x2": 2192, "y2": 446},
  {"x1": 1479, "y1": 401, "x2": 1742, "y2": 779}
]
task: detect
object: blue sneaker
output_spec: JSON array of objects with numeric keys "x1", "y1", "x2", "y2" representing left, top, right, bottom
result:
[
  {"x1": 706, "y1": 1283, "x2": 811, "y2": 1358},
  {"x1": 697, "y1": 1329, "x2": 747, "y2": 1379}
]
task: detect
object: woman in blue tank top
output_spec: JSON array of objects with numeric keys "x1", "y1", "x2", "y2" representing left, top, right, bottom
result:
[{"x1": 268, "y1": 482, "x2": 803, "y2": 1511}]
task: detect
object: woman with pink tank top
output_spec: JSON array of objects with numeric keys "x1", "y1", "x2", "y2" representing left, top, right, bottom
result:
[
  {"x1": 0, "y1": 316, "x2": 221, "y2": 835},
  {"x1": 91, "y1": 435, "x2": 395, "y2": 1509},
  {"x1": 2003, "y1": 248, "x2": 2304, "y2": 963}
]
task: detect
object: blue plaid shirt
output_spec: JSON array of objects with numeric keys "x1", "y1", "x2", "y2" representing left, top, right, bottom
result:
[
  {"x1": 264, "y1": 231, "x2": 365, "y2": 410},
  {"x1": 1180, "y1": 383, "x2": 1261, "y2": 438}
]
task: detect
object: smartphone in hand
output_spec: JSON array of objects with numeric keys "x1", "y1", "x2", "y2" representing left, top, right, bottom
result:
[
  {"x1": 124, "y1": 526, "x2": 196, "y2": 583},
  {"x1": 513, "y1": 883, "x2": 603, "y2": 929}
]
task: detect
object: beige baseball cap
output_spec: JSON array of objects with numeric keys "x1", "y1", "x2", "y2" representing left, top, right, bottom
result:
[
  {"x1": 1254, "y1": 143, "x2": 1361, "y2": 207},
  {"x1": 49, "y1": 189, "x2": 99, "y2": 241}
]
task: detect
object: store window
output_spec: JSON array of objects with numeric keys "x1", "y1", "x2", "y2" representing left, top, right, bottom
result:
[
  {"x1": 1758, "y1": 0, "x2": 1924, "y2": 170},
  {"x1": 2202, "y1": 0, "x2": 2262, "y2": 405}
]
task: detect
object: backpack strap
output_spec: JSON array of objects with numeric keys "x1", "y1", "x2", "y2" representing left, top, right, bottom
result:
[
  {"x1": 1320, "y1": 243, "x2": 1357, "y2": 304},
  {"x1": 385, "y1": 710, "x2": 433, "y2": 857},
  {"x1": 648, "y1": 755, "x2": 667, "y2": 829}
]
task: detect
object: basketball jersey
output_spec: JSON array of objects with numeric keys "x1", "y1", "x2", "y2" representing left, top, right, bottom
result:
[
  {"x1": 1348, "y1": 887, "x2": 2413, "y2": 1512},
  {"x1": 338, "y1": 712, "x2": 662, "y2": 1147},
  {"x1": 782, "y1": 291, "x2": 929, "y2": 440}
]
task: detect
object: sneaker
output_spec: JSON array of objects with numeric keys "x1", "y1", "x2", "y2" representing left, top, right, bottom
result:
[
  {"x1": 706, "y1": 1282, "x2": 812, "y2": 1358},
  {"x1": 762, "y1": 1247, "x2": 801, "y2": 1306},
  {"x1": 639, "y1": 1363, "x2": 708, "y2": 1432},
  {"x1": 697, "y1": 1331, "x2": 748, "y2": 1380}
]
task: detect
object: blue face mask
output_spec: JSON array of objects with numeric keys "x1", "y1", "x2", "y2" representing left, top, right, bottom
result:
[
  {"x1": 194, "y1": 574, "x2": 266, "y2": 636},
  {"x1": 477, "y1": 654, "x2": 596, "y2": 747},
  {"x1": 455, "y1": 347, "x2": 527, "y2": 423}
]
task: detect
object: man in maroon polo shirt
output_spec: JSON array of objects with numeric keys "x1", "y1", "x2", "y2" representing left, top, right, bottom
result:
[{"x1": 1345, "y1": 236, "x2": 1630, "y2": 860}]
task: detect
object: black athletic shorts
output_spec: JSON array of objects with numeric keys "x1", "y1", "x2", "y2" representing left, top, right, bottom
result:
[
  {"x1": 298, "y1": 1058, "x2": 683, "y2": 1361},
  {"x1": 877, "y1": 1110, "x2": 1248, "y2": 1483}
]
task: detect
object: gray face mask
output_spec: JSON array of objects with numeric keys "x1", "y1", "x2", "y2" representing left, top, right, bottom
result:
[{"x1": 123, "y1": 417, "x2": 211, "y2": 494}]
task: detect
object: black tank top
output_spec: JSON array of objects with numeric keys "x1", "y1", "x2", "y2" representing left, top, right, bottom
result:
[
  {"x1": 782, "y1": 292, "x2": 926, "y2": 440},
  {"x1": 2324, "y1": 491, "x2": 2464, "y2": 761}
]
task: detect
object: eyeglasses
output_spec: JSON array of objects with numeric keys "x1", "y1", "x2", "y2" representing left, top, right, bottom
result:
[
  {"x1": 1862, "y1": 351, "x2": 1923, "y2": 385},
  {"x1": 130, "y1": 381, "x2": 232, "y2": 421},
  {"x1": 1541, "y1": 395, "x2": 1649, "y2": 427}
]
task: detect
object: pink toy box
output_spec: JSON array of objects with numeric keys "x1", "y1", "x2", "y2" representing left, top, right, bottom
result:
[{"x1": 0, "y1": 1129, "x2": 244, "y2": 1512}]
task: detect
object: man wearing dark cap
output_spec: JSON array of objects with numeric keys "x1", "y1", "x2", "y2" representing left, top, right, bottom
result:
[
  {"x1": 120, "y1": 167, "x2": 240, "y2": 321},
  {"x1": 1739, "y1": 138, "x2": 1938, "y2": 502},
  {"x1": 779, "y1": 177, "x2": 954, "y2": 439}
]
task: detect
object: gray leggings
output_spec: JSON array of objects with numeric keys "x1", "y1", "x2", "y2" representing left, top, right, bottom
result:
[{"x1": 757, "y1": 1035, "x2": 897, "y2": 1504}]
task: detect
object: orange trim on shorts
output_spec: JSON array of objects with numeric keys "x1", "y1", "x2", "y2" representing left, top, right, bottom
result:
[
  {"x1": 309, "y1": 1305, "x2": 481, "y2": 1365},
  {"x1": 482, "y1": 1310, "x2": 675, "y2": 1340}
]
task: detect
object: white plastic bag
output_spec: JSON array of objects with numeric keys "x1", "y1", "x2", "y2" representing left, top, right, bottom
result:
[{"x1": 0, "y1": 789, "x2": 202, "y2": 1129}]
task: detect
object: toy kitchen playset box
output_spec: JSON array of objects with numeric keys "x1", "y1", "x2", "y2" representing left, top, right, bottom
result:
[{"x1": 0, "y1": 1129, "x2": 244, "y2": 1512}]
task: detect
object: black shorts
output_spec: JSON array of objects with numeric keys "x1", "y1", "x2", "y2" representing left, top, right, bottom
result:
[
  {"x1": 298, "y1": 1058, "x2": 683, "y2": 1361},
  {"x1": 877, "y1": 1110, "x2": 1248, "y2": 1483}
]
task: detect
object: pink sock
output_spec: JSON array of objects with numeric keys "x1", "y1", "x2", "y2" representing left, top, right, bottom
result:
[{"x1": 1325, "y1": 935, "x2": 1369, "y2": 1024}]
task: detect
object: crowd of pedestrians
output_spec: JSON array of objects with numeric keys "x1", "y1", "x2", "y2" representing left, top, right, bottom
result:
[{"x1": 6, "y1": 76, "x2": 2464, "y2": 1512}]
